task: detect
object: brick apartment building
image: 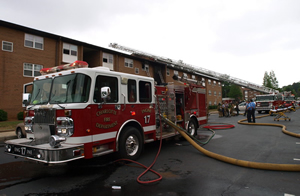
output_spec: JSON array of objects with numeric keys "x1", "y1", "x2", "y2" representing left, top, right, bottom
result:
[{"x1": 0, "y1": 20, "x2": 223, "y2": 120}]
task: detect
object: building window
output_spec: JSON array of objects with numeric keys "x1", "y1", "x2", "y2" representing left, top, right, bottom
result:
[
  {"x1": 209, "y1": 101, "x2": 212, "y2": 106},
  {"x1": 142, "y1": 64, "x2": 149, "y2": 71},
  {"x1": 218, "y1": 82, "x2": 221, "y2": 86},
  {"x1": 23, "y1": 63, "x2": 43, "y2": 77},
  {"x1": 174, "y1": 70, "x2": 178, "y2": 75},
  {"x1": 183, "y1": 73, "x2": 188, "y2": 79},
  {"x1": 167, "y1": 68, "x2": 170, "y2": 76},
  {"x1": 103, "y1": 53, "x2": 114, "y2": 70},
  {"x1": 192, "y1": 75, "x2": 196, "y2": 80},
  {"x1": 209, "y1": 90, "x2": 211, "y2": 95},
  {"x1": 63, "y1": 43, "x2": 78, "y2": 63},
  {"x1": 2, "y1": 41, "x2": 13, "y2": 52},
  {"x1": 125, "y1": 58, "x2": 133, "y2": 68},
  {"x1": 135, "y1": 68, "x2": 139, "y2": 74},
  {"x1": 214, "y1": 91, "x2": 216, "y2": 96},
  {"x1": 219, "y1": 92, "x2": 221, "y2": 96},
  {"x1": 213, "y1": 81, "x2": 216, "y2": 85},
  {"x1": 103, "y1": 53, "x2": 113, "y2": 64},
  {"x1": 208, "y1": 79, "x2": 211, "y2": 85},
  {"x1": 24, "y1": 33, "x2": 43, "y2": 50}
]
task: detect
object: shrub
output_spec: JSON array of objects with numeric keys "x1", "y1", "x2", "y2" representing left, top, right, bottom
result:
[
  {"x1": 208, "y1": 105, "x2": 218, "y2": 109},
  {"x1": 17, "y1": 111, "x2": 24, "y2": 120},
  {"x1": 0, "y1": 109, "x2": 8, "y2": 121}
]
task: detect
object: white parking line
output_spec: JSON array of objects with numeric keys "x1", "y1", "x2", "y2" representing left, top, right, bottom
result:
[
  {"x1": 293, "y1": 158, "x2": 300, "y2": 161},
  {"x1": 296, "y1": 142, "x2": 300, "y2": 145},
  {"x1": 284, "y1": 193, "x2": 295, "y2": 196}
]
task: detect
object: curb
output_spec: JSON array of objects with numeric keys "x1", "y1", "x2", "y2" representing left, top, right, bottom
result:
[{"x1": 0, "y1": 131, "x2": 17, "y2": 143}]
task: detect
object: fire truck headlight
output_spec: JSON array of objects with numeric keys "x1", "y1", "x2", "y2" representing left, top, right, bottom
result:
[
  {"x1": 49, "y1": 135, "x2": 66, "y2": 148},
  {"x1": 24, "y1": 116, "x2": 34, "y2": 133},
  {"x1": 56, "y1": 117, "x2": 74, "y2": 137}
]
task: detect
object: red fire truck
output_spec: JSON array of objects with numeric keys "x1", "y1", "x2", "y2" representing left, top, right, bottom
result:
[
  {"x1": 283, "y1": 91, "x2": 296, "y2": 107},
  {"x1": 255, "y1": 93, "x2": 284, "y2": 114},
  {"x1": 5, "y1": 61, "x2": 207, "y2": 164}
]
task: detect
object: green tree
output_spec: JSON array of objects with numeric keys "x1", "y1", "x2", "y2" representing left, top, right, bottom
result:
[
  {"x1": 263, "y1": 70, "x2": 279, "y2": 89},
  {"x1": 228, "y1": 84, "x2": 243, "y2": 101},
  {"x1": 221, "y1": 74, "x2": 231, "y2": 98}
]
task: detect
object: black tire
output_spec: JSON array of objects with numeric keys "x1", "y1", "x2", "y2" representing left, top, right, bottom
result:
[
  {"x1": 118, "y1": 127, "x2": 143, "y2": 160},
  {"x1": 16, "y1": 127, "x2": 23, "y2": 138},
  {"x1": 187, "y1": 119, "x2": 197, "y2": 136}
]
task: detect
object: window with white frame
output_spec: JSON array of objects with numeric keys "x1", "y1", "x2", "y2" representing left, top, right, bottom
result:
[
  {"x1": 103, "y1": 53, "x2": 113, "y2": 63},
  {"x1": 209, "y1": 90, "x2": 211, "y2": 95},
  {"x1": 218, "y1": 82, "x2": 221, "y2": 86},
  {"x1": 214, "y1": 91, "x2": 216, "y2": 96},
  {"x1": 219, "y1": 92, "x2": 221, "y2": 96},
  {"x1": 63, "y1": 43, "x2": 78, "y2": 63},
  {"x1": 213, "y1": 81, "x2": 216, "y2": 85},
  {"x1": 209, "y1": 101, "x2": 212, "y2": 106},
  {"x1": 208, "y1": 79, "x2": 211, "y2": 85},
  {"x1": 125, "y1": 58, "x2": 133, "y2": 68},
  {"x1": 135, "y1": 68, "x2": 139, "y2": 74},
  {"x1": 2, "y1": 41, "x2": 13, "y2": 52},
  {"x1": 192, "y1": 75, "x2": 196, "y2": 80},
  {"x1": 24, "y1": 33, "x2": 43, "y2": 50},
  {"x1": 183, "y1": 73, "x2": 188, "y2": 79},
  {"x1": 103, "y1": 53, "x2": 114, "y2": 70},
  {"x1": 174, "y1": 70, "x2": 178, "y2": 75},
  {"x1": 142, "y1": 64, "x2": 149, "y2": 72},
  {"x1": 166, "y1": 68, "x2": 170, "y2": 76},
  {"x1": 23, "y1": 63, "x2": 43, "y2": 77}
]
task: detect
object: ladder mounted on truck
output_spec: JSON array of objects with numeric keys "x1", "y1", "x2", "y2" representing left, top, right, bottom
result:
[{"x1": 109, "y1": 43, "x2": 275, "y2": 94}]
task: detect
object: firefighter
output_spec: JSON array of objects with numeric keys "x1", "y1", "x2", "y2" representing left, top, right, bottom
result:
[
  {"x1": 230, "y1": 102, "x2": 235, "y2": 116},
  {"x1": 217, "y1": 103, "x2": 223, "y2": 117},
  {"x1": 222, "y1": 102, "x2": 225, "y2": 117},
  {"x1": 235, "y1": 101, "x2": 239, "y2": 116},
  {"x1": 225, "y1": 102, "x2": 230, "y2": 117}
]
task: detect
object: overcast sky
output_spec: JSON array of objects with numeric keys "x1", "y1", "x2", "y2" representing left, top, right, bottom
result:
[{"x1": 1, "y1": 0, "x2": 300, "y2": 87}]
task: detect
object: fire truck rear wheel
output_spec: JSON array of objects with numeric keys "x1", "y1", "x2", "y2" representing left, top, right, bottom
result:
[
  {"x1": 118, "y1": 127, "x2": 143, "y2": 160},
  {"x1": 187, "y1": 119, "x2": 197, "y2": 136}
]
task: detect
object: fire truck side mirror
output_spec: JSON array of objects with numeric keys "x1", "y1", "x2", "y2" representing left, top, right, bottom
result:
[
  {"x1": 101, "y1": 87, "x2": 111, "y2": 99},
  {"x1": 22, "y1": 93, "x2": 31, "y2": 107}
]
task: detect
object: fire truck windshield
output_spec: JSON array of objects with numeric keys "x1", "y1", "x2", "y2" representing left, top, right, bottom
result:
[{"x1": 30, "y1": 73, "x2": 91, "y2": 104}]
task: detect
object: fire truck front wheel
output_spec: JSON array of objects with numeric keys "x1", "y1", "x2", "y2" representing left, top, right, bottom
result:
[{"x1": 118, "y1": 127, "x2": 143, "y2": 160}]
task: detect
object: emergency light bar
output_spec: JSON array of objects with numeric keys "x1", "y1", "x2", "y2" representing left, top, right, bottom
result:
[{"x1": 40, "y1": 60, "x2": 88, "y2": 75}]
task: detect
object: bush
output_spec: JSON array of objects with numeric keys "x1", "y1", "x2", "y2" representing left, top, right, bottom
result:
[
  {"x1": 17, "y1": 111, "x2": 24, "y2": 120},
  {"x1": 208, "y1": 105, "x2": 218, "y2": 109},
  {"x1": 0, "y1": 109, "x2": 8, "y2": 121}
]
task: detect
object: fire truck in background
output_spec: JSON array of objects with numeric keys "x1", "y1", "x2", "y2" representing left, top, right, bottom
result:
[
  {"x1": 255, "y1": 93, "x2": 284, "y2": 114},
  {"x1": 283, "y1": 91, "x2": 296, "y2": 107},
  {"x1": 5, "y1": 61, "x2": 207, "y2": 164}
]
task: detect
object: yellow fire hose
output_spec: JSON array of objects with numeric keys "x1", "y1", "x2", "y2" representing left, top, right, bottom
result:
[{"x1": 163, "y1": 113, "x2": 300, "y2": 171}]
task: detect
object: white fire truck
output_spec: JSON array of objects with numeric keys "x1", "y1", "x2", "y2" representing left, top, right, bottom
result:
[
  {"x1": 255, "y1": 93, "x2": 284, "y2": 114},
  {"x1": 5, "y1": 61, "x2": 207, "y2": 164}
]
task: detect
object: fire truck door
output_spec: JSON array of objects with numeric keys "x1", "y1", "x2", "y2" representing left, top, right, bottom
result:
[{"x1": 92, "y1": 74, "x2": 122, "y2": 142}]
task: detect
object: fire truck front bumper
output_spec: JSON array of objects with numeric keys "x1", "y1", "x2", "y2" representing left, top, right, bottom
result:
[
  {"x1": 256, "y1": 106, "x2": 272, "y2": 111},
  {"x1": 4, "y1": 138, "x2": 84, "y2": 164}
]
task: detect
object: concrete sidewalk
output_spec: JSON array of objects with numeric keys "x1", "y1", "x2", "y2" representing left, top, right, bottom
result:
[{"x1": 0, "y1": 130, "x2": 17, "y2": 143}]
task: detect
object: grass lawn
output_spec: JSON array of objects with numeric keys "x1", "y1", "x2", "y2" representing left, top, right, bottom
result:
[{"x1": 0, "y1": 120, "x2": 23, "y2": 131}]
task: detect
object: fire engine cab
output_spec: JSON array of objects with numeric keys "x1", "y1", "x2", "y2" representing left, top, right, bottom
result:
[
  {"x1": 283, "y1": 91, "x2": 296, "y2": 107},
  {"x1": 5, "y1": 61, "x2": 207, "y2": 164},
  {"x1": 255, "y1": 93, "x2": 284, "y2": 114}
]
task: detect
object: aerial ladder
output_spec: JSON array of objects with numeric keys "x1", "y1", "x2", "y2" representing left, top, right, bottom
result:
[{"x1": 109, "y1": 43, "x2": 275, "y2": 94}]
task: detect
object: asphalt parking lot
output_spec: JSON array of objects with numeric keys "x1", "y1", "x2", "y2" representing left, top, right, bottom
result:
[{"x1": 98, "y1": 110, "x2": 300, "y2": 196}]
